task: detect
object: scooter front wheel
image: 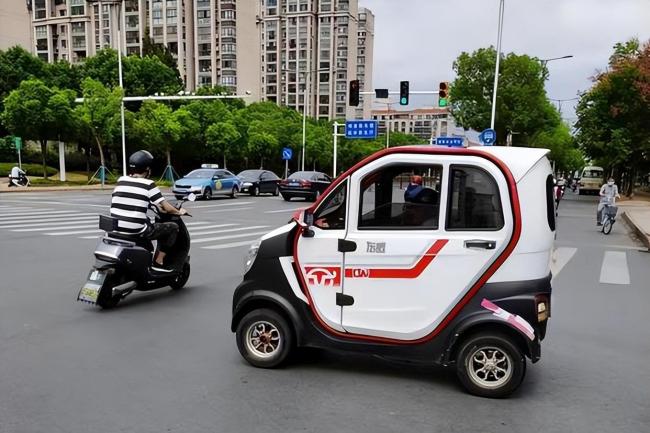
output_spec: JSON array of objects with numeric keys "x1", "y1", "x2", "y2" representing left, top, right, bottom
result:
[{"x1": 170, "y1": 262, "x2": 190, "y2": 290}]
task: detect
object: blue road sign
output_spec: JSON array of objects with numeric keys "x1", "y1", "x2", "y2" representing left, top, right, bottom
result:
[
  {"x1": 282, "y1": 147, "x2": 293, "y2": 160},
  {"x1": 435, "y1": 137, "x2": 464, "y2": 147},
  {"x1": 480, "y1": 128, "x2": 496, "y2": 146},
  {"x1": 345, "y1": 120, "x2": 378, "y2": 139}
]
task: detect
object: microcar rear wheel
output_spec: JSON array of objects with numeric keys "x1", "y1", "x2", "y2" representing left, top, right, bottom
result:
[
  {"x1": 236, "y1": 309, "x2": 293, "y2": 368},
  {"x1": 456, "y1": 332, "x2": 526, "y2": 398}
]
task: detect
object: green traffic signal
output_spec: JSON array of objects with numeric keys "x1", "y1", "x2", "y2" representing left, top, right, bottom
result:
[
  {"x1": 438, "y1": 98, "x2": 448, "y2": 107},
  {"x1": 400, "y1": 97, "x2": 408, "y2": 105}
]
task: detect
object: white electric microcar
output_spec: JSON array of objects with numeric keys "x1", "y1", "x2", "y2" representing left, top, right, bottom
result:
[{"x1": 231, "y1": 145, "x2": 555, "y2": 398}]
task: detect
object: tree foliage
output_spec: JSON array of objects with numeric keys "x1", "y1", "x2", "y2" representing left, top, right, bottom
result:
[
  {"x1": 576, "y1": 39, "x2": 650, "y2": 194},
  {"x1": 450, "y1": 47, "x2": 559, "y2": 145}
]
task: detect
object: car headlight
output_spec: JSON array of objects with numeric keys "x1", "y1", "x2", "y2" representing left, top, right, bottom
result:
[{"x1": 244, "y1": 239, "x2": 261, "y2": 274}]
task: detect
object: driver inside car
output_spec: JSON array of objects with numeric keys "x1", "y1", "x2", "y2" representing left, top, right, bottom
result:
[{"x1": 403, "y1": 187, "x2": 439, "y2": 227}]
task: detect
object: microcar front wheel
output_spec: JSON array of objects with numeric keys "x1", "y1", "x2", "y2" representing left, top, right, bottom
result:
[
  {"x1": 456, "y1": 332, "x2": 526, "y2": 398},
  {"x1": 236, "y1": 309, "x2": 293, "y2": 368}
]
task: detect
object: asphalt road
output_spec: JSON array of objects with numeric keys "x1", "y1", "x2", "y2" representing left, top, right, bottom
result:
[{"x1": 0, "y1": 189, "x2": 649, "y2": 433}]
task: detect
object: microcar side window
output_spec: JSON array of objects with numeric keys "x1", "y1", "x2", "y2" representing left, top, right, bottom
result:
[
  {"x1": 313, "y1": 179, "x2": 347, "y2": 230},
  {"x1": 546, "y1": 174, "x2": 556, "y2": 231},
  {"x1": 358, "y1": 164, "x2": 442, "y2": 230},
  {"x1": 446, "y1": 165, "x2": 504, "y2": 231}
]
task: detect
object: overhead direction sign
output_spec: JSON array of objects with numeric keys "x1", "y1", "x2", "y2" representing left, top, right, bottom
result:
[
  {"x1": 434, "y1": 137, "x2": 464, "y2": 147},
  {"x1": 282, "y1": 147, "x2": 293, "y2": 160},
  {"x1": 345, "y1": 120, "x2": 378, "y2": 139}
]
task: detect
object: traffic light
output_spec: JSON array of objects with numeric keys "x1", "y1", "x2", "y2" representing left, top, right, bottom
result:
[
  {"x1": 349, "y1": 80, "x2": 360, "y2": 106},
  {"x1": 399, "y1": 81, "x2": 409, "y2": 106},
  {"x1": 438, "y1": 82, "x2": 450, "y2": 107}
]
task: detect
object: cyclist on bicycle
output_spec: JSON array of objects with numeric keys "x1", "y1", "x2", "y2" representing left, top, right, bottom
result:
[{"x1": 597, "y1": 177, "x2": 620, "y2": 226}]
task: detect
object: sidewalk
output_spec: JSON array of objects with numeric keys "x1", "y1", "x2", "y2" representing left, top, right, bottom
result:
[
  {"x1": 618, "y1": 199, "x2": 650, "y2": 249},
  {"x1": 0, "y1": 177, "x2": 111, "y2": 193}
]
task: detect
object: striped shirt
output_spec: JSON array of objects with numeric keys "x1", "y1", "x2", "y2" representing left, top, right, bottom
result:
[{"x1": 110, "y1": 176, "x2": 165, "y2": 233}]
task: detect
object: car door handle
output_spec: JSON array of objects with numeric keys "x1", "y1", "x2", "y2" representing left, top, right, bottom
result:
[{"x1": 464, "y1": 240, "x2": 496, "y2": 250}]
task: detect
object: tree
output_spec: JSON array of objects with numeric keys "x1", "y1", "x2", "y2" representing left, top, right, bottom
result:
[
  {"x1": 1, "y1": 79, "x2": 76, "y2": 177},
  {"x1": 530, "y1": 123, "x2": 584, "y2": 173},
  {"x1": 142, "y1": 34, "x2": 178, "y2": 70},
  {"x1": 206, "y1": 121, "x2": 241, "y2": 169},
  {"x1": 77, "y1": 78, "x2": 123, "y2": 173},
  {"x1": 133, "y1": 100, "x2": 181, "y2": 168},
  {"x1": 450, "y1": 47, "x2": 559, "y2": 145},
  {"x1": 248, "y1": 131, "x2": 278, "y2": 168}
]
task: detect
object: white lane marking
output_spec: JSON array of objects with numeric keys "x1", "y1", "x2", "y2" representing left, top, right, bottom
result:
[
  {"x1": 555, "y1": 241, "x2": 640, "y2": 251},
  {"x1": 0, "y1": 217, "x2": 98, "y2": 229},
  {"x1": 205, "y1": 207, "x2": 254, "y2": 213},
  {"x1": 550, "y1": 247, "x2": 578, "y2": 280},
  {"x1": 0, "y1": 209, "x2": 54, "y2": 217},
  {"x1": 201, "y1": 240, "x2": 258, "y2": 250},
  {"x1": 79, "y1": 235, "x2": 101, "y2": 239},
  {"x1": 0, "y1": 199, "x2": 107, "y2": 208},
  {"x1": 192, "y1": 201, "x2": 253, "y2": 209},
  {"x1": 191, "y1": 225, "x2": 269, "y2": 237},
  {"x1": 184, "y1": 221, "x2": 214, "y2": 227},
  {"x1": 0, "y1": 213, "x2": 97, "y2": 223},
  {"x1": 191, "y1": 230, "x2": 270, "y2": 244},
  {"x1": 13, "y1": 224, "x2": 97, "y2": 232},
  {"x1": 264, "y1": 208, "x2": 305, "y2": 214},
  {"x1": 46, "y1": 229, "x2": 103, "y2": 236},
  {"x1": 187, "y1": 224, "x2": 239, "y2": 234},
  {"x1": 599, "y1": 251, "x2": 631, "y2": 285}
]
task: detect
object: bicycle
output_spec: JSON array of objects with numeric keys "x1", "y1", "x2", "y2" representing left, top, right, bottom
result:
[{"x1": 601, "y1": 201, "x2": 618, "y2": 235}]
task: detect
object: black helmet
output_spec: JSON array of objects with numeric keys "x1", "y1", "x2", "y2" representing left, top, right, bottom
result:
[{"x1": 128, "y1": 150, "x2": 154, "y2": 172}]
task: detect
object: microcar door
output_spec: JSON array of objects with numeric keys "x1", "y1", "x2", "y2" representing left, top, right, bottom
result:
[{"x1": 340, "y1": 154, "x2": 513, "y2": 341}]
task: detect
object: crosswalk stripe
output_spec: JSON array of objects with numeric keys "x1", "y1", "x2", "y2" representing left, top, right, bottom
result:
[
  {"x1": 191, "y1": 230, "x2": 269, "y2": 244},
  {"x1": 0, "y1": 213, "x2": 97, "y2": 223},
  {"x1": 0, "y1": 209, "x2": 64, "y2": 218},
  {"x1": 190, "y1": 225, "x2": 269, "y2": 237},
  {"x1": 79, "y1": 235, "x2": 101, "y2": 239},
  {"x1": 0, "y1": 217, "x2": 98, "y2": 229},
  {"x1": 13, "y1": 224, "x2": 97, "y2": 232},
  {"x1": 599, "y1": 251, "x2": 631, "y2": 285},
  {"x1": 187, "y1": 223, "x2": 238, "y2": 232},
  {"x1": 46, "y1": 229, "x2": 103, "y2": 236},
  {"x1": 205, "y1": 207, "x2": 253, "y2": 213},
  {"x1": 0, "y1": 216, "x2": 98, "y2": 227},
  {"x1": 184, "y1": 221, "x2": 214, "y2": 227},
  {"x1": 202, "y1": 240, "x2": 257, "y2": 250},
  {"x1": 551, "y1": 247, "x2": 577, "y2": 280},
  {"x1": 192, "y1": 201, "x2": 254, "y2": 209},
  {"x1": 264, "y1": 208, "x2": 304, "y2": 214}
]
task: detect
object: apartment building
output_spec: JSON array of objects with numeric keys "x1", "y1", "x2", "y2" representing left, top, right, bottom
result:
[
  {"x1": 371, "y1": 107, "x2": 456, "y2": 140},
  {"x1": 1, "y1": 0, "x2": 33, "y2": 50},
  {"x1": 354, "y1": 6, "x2": 372, "y2": 119},
  {"x1": 259, "y1": 0, "x2": 373, "y2": 120},
  {"x1": 26, "y1": 0, "x2": 260, "y2": 98}
]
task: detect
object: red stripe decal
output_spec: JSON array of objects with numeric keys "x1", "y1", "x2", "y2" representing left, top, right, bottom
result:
[{"x1": 344, "y1": 240, "x2": 448, "y2": 279}]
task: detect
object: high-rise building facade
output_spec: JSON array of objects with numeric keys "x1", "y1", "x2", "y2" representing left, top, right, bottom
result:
[
  {"x1": 1, "y1": 0, "x2": 33, "y2": 50},
  {"x1": 371, "y1": 108, "x2": 456, "y2": 141},
  {"x1": 259, "y1": 0, "x2": 372, "y2": 120},
  {"x1": 25, "y1": 0, "x2": 371, "y2": 117},
  {"x1": 26, "y1": 0, "x2": 261, "y2": 99}
]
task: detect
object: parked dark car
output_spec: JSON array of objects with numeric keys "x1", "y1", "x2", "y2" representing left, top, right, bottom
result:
[
  {"x1": 237, "y1": 170, "x2": 281, "y2": 196},
  {"x1": 279, "y1": 171, "x2": 332, "y2": 201}
]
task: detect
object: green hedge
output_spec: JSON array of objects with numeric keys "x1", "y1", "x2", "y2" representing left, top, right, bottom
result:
[{"x1": 0, "y1": 163, "x2": 58, "y2": 177}]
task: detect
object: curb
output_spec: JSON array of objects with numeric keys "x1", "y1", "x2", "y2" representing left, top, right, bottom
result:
[
  {"x1": 622, "y1": 211, "x2": 650, "y2": 249},
  {"x1": 0, "y1": 186, "x2": 111, "y2": 193}
]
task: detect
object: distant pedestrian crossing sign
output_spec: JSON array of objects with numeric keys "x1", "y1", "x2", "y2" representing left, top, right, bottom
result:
[{"x1": 345, "y1": 120, "x2": 378, "y2": 139}]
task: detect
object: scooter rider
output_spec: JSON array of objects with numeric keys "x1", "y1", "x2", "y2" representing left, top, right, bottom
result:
[
  {"x1": 8, "y1": 166, "x2": 27, "y2": 187},
  {"x1": 597, "y1": 177, "x2": 620, "y2": 226},
  {"x1": 404, "y1": 175, "x2": 424, "y2": 202},
  {"x1": 110, "y1": 150, "x2": 186, "y2": 272}
]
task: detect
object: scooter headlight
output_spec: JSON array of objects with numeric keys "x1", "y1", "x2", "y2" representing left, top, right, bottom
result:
[{"x1": 244, "y1": 239, "x2": 262, "y2": 274}]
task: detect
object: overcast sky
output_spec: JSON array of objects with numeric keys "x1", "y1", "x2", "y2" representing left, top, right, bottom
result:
[{"x1": 359, "y1": 0, "x2": 650, "y2": 122}]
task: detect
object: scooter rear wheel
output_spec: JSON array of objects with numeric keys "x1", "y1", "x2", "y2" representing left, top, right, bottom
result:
[
  {"x1": 96, "y1": 274, "x2": 122, "y2": 309},
  {"x1": 170, "y1": 262, "x2": 190, "y2": 290}
]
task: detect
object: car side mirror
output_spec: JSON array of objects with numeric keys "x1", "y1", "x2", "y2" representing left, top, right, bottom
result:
[{"x1": 299, "y1": 210, "x2": 315, "y2": 238}]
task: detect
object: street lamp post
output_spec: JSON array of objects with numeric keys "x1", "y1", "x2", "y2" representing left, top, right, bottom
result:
[
  {"x1": 490, "y1": 0, "x2": 505, "y2": 131},
  {"x1": 540, "y1": 55, "x2": 573, "y2": 69}
]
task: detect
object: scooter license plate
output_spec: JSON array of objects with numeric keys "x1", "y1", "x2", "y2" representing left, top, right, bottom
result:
[{"x1": 77, "y1": 270, "x2": 107, "y2": 304}]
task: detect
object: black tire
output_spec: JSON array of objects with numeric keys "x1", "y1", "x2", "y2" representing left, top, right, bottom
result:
[
  {"x1": 203, "y1": 187, "x2": 212, "y2": 200},
  {"x1": 251, "y1": 185, "x2": 259, "y2": 196},
  {"x1": 230, "y1": 186, "x2": 238, "y2": 198},
  {"x1": 578, "y1": 189, "x2": 583, "y2": 196},
  {"x1": 456, "y1": 332, "x2": 526, "y2": 398},
  {"x1": 170, "y1": 262, "x2": 190, "y2": 290},
  {"x1": 273, "y1": 186, "x2": 279, "y2": 196},
  {"x1": 603, "y1": 218, "x2": 614, "y2": 235},
  {"x1": 236, "y1": 308, "x2": 294, "y2": 368},
  {"x1": 282, "y1": 194, "x2": 291, "y2": 202}
]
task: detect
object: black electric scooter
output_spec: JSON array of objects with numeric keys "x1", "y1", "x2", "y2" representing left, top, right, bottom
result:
[{"x1": 77, "y1": 194, "x2": 195, "y2": 309}]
